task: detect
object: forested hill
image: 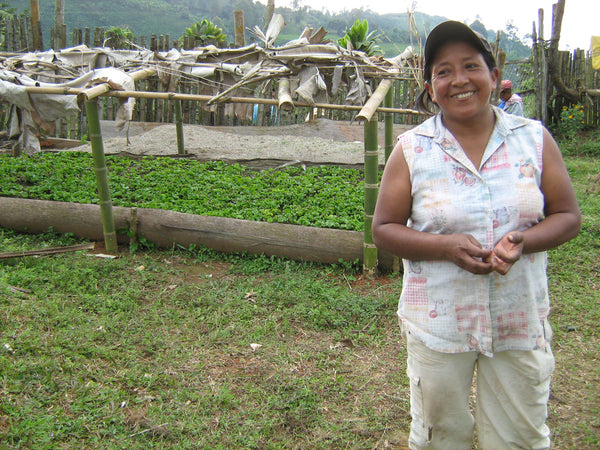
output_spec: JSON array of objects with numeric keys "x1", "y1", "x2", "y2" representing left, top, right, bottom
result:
[{"x1": 2, "y1": 0, "x2": 531, "y2": 58}]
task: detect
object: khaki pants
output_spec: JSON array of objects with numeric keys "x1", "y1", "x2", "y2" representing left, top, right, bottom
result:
[{"x1": 404, "y1": 326, "x2": 555, "y2": 450}]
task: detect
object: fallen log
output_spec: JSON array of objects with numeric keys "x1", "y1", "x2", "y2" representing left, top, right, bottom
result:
[{"x1": 0, "y1": 198, "x2": 396, "y2": 270}]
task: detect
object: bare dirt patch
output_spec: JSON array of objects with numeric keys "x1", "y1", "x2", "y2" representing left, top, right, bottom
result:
[{"x1": 64, "y1": 118, "x2": 414, "y2": 168}]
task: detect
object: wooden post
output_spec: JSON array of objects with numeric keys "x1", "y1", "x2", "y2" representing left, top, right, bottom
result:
[
  {"x1": 29, "y1": 0, "x2": 43, "y2": 51},
  {"x1": 84, "y1": 99, "x2": 118, "y2": 254},
  {"x1": 265, "y1": 0, "x2": 275, "y2": 28},
  {"x1": 94, "y1": 27, "x2": 104, "y2": 47},
  {"x1": 174, "y1": 100, "x2": 185, "y2": 155},
  {"x1": 384, "y1": 86, "x2": 394, "y2": 161},
  {"x1": 234, "y1": 10, "x2": 245, "y2": 47},
  {"x1": 54, "y1": 0, "x2": 65, "y2": 50},
  {"x1": 363, "y1": 118, "x2": 379, "y2": 275},
  {"x1": 538, "y1": 8, "x2": 548, "y2": 124},
  {"x1": 384, "y1": 86, "x2": 400, "y2": 273}
]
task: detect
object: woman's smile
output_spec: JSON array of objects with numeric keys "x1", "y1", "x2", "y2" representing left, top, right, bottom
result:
[{"x1": 452, "y1": 91, "x2": 476, "y2": 100}]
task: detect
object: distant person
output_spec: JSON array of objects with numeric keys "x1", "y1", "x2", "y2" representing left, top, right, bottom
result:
[
  {"x1": 372, "y1": 20, "x2": 581, "y2": 449},
  {"x1": 499, "y1": 79, "x2": 524, "y2": 116}
]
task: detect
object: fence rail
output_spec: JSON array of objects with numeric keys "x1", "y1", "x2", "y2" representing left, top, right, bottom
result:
[{"x1": 2, "y1": 15, "x2": 599, "y2": 140}]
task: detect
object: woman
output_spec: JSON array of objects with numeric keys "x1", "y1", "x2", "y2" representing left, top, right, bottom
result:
[
  {"x1": 499, "y1": 79, "x2": 524, "y2": 116},
  {"x1": 372, "y1": 21, "x2": 581, "y2": 449}
]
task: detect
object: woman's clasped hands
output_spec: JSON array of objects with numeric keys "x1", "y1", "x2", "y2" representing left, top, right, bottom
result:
[{"x1": 445, "y1": 232, "x2": 524, "y2": 275}]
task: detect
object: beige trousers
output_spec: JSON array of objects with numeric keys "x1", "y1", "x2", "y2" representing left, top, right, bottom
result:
[{"x1": 404, "y1": 326, "x2": 555, "y2": 450}]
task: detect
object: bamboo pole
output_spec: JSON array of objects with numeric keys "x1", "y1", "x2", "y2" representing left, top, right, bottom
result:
[
  {"x1": 277, "y1": 78, "x2": 294, "y2": 111},
  {"x1": 383, "y1": 86, "x2": 400, "y2": 273},
  {"x1": 84, "y1": 99, "x2": 118, "y2": 254},
  {"x1": 76, "y1": 67, "x2": 157, "y2": 103},
  {"x1": 174, "y1": 100, "x2": 185, "y2": 155},
  {"x1": 265, "y1": 0, "x2": 275, "y2": 28},
  {"x1": 234, "y1": 11, "x2": 245, "y2": 48},
  {"x1": 384, "y1": 86, "x2": 394, "y2": 161},
  {"x1": 25, "y1": 85, "x2": 421, "y2": 115},
  {"x1": 363, "y1": 118, "x2": 379, "y2": 275},
  {"x1": 54, "y1": 0, "x2": 65, "y2": 50},
  {"x1": 29, "y1": 0, "x2": 43, "y2": 51},
  {"x1": 355, "y1": 79, "x2": 394, "y2": 122}
]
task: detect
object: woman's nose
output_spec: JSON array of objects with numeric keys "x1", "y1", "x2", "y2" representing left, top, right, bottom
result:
[{"x1": 451, "y1": 69, "x2": 469, "y2": 85}]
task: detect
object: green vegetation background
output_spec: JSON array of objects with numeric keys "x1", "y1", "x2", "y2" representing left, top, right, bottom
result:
[{"x1": 3, "y1": 0, "x2": 532, "y2": 58}]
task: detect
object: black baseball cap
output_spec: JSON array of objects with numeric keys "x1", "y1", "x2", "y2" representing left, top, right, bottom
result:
[{"x1": 423, "y1": 21, "x2": 495, "y2": 82}]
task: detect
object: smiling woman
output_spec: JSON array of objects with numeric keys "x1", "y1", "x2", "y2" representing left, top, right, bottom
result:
[{"x1": 372, "y1": 20, "x2": 581, "y2": 450}]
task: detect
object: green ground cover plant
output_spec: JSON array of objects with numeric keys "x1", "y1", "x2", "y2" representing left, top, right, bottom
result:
[
  {"x1": 0, "y1": 154, "x2": 365, "y2": 231},
  {"x1": 0, "y1": 132, "x2": 599, "y2": 448}
]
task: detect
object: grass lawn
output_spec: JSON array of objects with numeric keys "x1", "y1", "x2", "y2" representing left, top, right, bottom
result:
[{"x1": 0, "y1": 132, "x2": 599, "y2": 448}]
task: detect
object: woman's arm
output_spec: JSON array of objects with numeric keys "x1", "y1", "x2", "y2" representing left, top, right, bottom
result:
[
  {"x1": 372, "y1": 141, "x2": 493, "y2": 274},
  {"x1": 490, "y1": 128, "x2": 581, "y2": 274},
  {"x1": 521, "y1": 128, "x2": 581, "y2": 253}
]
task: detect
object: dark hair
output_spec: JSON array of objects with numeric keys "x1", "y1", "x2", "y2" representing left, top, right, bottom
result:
[{"x1": 416, "y1": 21, "x2": 497, "y2": 115}]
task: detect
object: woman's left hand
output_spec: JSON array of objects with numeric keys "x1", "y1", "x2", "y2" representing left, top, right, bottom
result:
[{"x1": 488, "y1": 232, "x2": 524, "y2": 275}]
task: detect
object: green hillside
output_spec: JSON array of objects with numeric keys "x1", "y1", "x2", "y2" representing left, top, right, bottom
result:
[{"x1": 2, "y1": 0, "x2": 531, "y2": 58}]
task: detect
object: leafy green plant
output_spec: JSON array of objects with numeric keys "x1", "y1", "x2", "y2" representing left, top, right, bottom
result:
[
  {"x1": 0, "y1": 154, "x2": 366, "y2": 231},
  {"x1": 337, "y1": 19, "x2": 382, "y2": 56},
  {"x1": 558, "y1": 128, "x2": 600, "y2": 157},
  {"x1": 179, "y1": 18, "x2": 227, "y2": 47},
  {"x1": 104, "y1": 26, "x2": 134, "y2": 49}
]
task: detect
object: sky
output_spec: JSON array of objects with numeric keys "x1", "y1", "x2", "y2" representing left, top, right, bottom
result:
[{"x1": 256, "y1": 0, "x2": 597, "y2": 51}]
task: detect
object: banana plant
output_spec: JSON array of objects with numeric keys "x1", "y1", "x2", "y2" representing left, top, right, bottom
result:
[
  {"x1": 338, "y1": 19, "x2": 382, "y2": 56},
  {"x1": 180, "y1": 19, "x2": 227, "y2": 47}
]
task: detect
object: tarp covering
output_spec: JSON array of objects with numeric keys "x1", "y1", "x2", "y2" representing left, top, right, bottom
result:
[
  {"x1": 592, "y1": 36, "x2": 600, "y2": 70},
  {"x1": 0, "y1": 14, "x2": 416, "y2": 154}
]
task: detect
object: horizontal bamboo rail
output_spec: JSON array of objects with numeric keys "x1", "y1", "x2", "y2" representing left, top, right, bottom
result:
[
  {"x1": 25, "y1": 85, "x2": 420, "y2": 116},
  {"x1": 76, "y1": 67, "x2": 158, "y2": 102}
]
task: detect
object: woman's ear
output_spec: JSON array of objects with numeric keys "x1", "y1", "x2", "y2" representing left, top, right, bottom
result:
[
  {"x1": 424, "y1": 81, "x2": 436, "y2": 103},
  {"x1": 491, "y1": 67, "x2": 500, "y2": 84}
]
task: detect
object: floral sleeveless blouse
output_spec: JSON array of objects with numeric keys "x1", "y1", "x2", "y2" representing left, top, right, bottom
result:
[{"x1": 397, "y1": 107, "x2": 550, "y2": 356}]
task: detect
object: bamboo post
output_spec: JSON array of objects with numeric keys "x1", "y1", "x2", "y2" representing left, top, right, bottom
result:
[
  {"x1": 356, "y1": 79, "x2": 394, "y2": 122},
  {"x1": 277, "y1": 78, "x2": 294, "y2": 111},
  {"x1": 384, "y1": 86, "x2": 394, "y2": 161},
  {"x1": 84, "y1": 99, "x2": 117, "y2": 254},
  {"x1": 384, "y1": 86, "x2": 400, "y2": 273},
  {"x1": 538, "y1": 8, "x2": 548, "y2": 125},
  {"x1": 30, "y1": 0, "x2": 43, "y2": 51},
  {"x1": 265, "y1": 0, "x2": 275, "y2": 28},
  {"x1": 234, "y1": 10, "x2": 245, "y2": 48},
  {"x1": 363, "y1": 118, "x2": 379, "y2": 275},
  {"x1": 174, "y1": 100, "x2": 185, "y2": 155}
]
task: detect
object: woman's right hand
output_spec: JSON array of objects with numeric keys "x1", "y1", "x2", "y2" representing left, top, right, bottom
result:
[{"x1": 442, "y1": 234, "x2": 494, "y2": 274}]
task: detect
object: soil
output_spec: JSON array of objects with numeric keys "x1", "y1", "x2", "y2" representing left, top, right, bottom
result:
[{"x1": 64, "y1": 118, "x2": 414, "y2": 168}]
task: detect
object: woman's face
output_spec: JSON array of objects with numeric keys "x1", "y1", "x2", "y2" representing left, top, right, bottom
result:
[
  {"x1": 425, "y1": 41, "x2": 498, "y2": 122},
  {"x1": 499, "y1": 90, "x2": 511, "y2": 102}
]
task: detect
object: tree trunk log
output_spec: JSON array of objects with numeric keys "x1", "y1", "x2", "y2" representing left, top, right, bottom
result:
[{"x1": 0, "y1": 198, "x2": 397, "y2": 270}]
